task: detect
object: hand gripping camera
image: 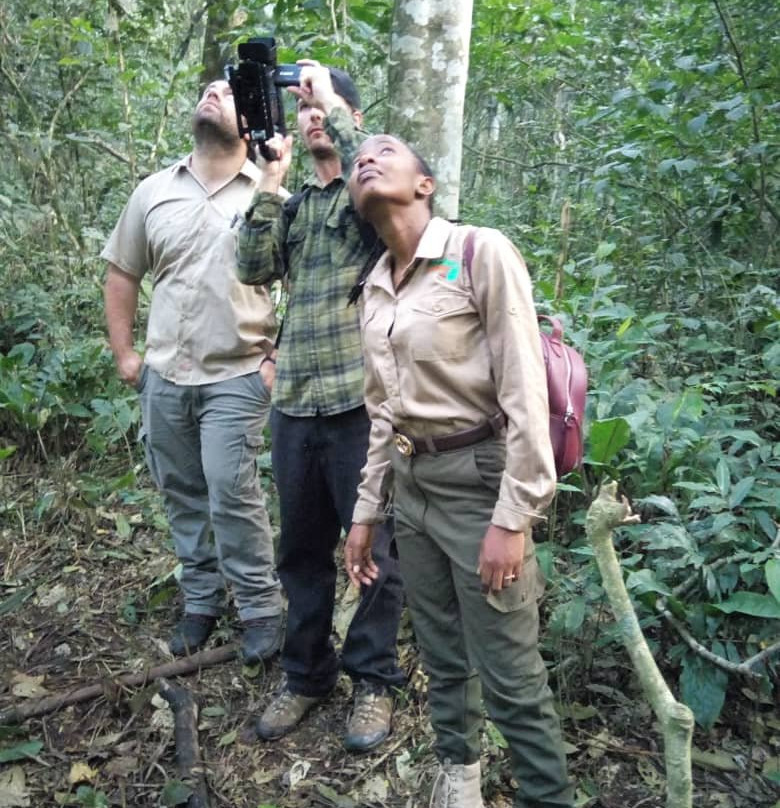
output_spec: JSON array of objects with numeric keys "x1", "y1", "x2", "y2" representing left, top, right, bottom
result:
[{"x1": 224, "y1": 37, "x2": 300, "y2": 161}]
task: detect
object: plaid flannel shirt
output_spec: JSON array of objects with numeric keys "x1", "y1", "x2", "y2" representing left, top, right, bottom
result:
[{"x1": 236, "y1": 108, "x2": 369, "y2": 416}]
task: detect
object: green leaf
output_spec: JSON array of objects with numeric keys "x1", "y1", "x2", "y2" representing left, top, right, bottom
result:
[
  {"x1": 674, "y1": 158, "x2": 699, "y2": 173},
  {"x1": 715, "y1": 592, "x2": 780, "y2": 618},
  {"x1": 687, "y1": 113, "x2": 708, "y2": 133},
  {"x1": 0, "y1": 740, "x2": 43, "y2": 762},
  {"x1": 484, "y1": 719, "x2": 508, "y2": 749},
  {"x1": 74, "y1": 786, "x2": 109, "y2": 808},
  {"x1": 689, "y1": 494, "x2": 727, "y2": 511},
  {"x1": 587, "y1": 418, "x2": 631, "y2": 464},
  {"x1": 728, "y1": 476, "x2": 755, "y2": 508},
  {"x1": 636, "y1": 495, "x2": 680, "y2": 519},
  {"x1": 160, "y1": 780, "x2": 193, "y2": 806},
  {"x1": 766, "y1": 560, "x2": 780, "y2": 604},
  {"x1": 616, "y1": 316, "x2": 633, "y2": 337},
  {"x1": 0, "y1": 586, "x2": 34, "y2": 618},
  {"x1": 626, "y1": 569, "x2": 671, "y2": 596},
  {"x1": 680, "y1": 655, "x2": 727, "y2": 729},
  {"x1": 535, "y1": 542, "x2": 553, "y2": 581},
  {"x1": 595, "y1": 241, "x2": 616, "y2": 260},
  {"x1": 640, "y1": 523, "x2": 696, "y2": 555},
  {"x1": 218, "y1": 729, "x2": 237, "y2": 747}
]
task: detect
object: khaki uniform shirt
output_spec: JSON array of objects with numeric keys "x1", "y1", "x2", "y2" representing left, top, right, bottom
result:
[
  {"x1": 101, "y1": 156, "x2": 277, "y2": 385},
  {"x1": 353, "y1": 218, "x2": 556, "y2": 534}
]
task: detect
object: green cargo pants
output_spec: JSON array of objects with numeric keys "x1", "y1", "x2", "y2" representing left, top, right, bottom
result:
[{"x1": 391, "y1": 437, "x2": 573, "y2": 808}]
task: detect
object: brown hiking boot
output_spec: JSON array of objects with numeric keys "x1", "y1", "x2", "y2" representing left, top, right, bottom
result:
[
  {"x1": 343, "y1": 680, "x2": 393, "y2": 752},
  {"x1": 256, "y1": 681, "x2": 325, "y2": 740}
]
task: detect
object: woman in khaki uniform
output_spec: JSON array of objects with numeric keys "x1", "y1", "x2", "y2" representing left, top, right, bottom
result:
[{"x1": 344, "y1": 135, "x2": 573, "y2": 808}]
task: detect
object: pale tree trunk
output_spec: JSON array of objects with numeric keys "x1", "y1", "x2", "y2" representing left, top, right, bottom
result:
[
  {"x1": 586, "y1": 482, "x2": 695, "y2": 808},
  {"x1": 386, "y1": 0, "x2": 474, "y2": 220}
]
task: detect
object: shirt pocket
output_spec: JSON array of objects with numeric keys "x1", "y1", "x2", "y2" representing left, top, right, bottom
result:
[{"x1": 410, "y1": 292, "x2": 475, "y2": 361}]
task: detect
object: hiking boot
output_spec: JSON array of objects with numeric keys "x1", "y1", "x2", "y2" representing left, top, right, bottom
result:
[
  {"x1": 168, "y1": 613, "x2": 217, "y2": 657},
  {"x1": 240, "y1": 615, "x2": 283, "y2": 665},
  {"x1": 256, "y1": 682, "x2": 325, "y2": 740},
  {"x1": 429, "y1": 760, "x2": 484, "y2": 808},
  {"x1": 343, "y1": 680, "x2": 393, "y2": 752}
]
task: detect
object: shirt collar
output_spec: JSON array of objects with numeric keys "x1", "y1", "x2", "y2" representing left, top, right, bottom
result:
[
  {"x1": 415, "y1": 217, "x2": 456, "y2": 260},
  {"x1": 367, "y1": 217, "x2": 456, "y2": 297},
  {"x1": 173, "y1": 153, "x2": 261, "y2": 183}
]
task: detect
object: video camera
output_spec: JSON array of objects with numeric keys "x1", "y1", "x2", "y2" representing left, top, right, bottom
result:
[{"x1": 224, "y1": 37, "x2": 300, "y2": 161}]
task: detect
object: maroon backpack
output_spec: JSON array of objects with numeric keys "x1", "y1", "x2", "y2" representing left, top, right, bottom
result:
[{"x1": 463, "y1": 229, "x2": 587, "y2": 477}]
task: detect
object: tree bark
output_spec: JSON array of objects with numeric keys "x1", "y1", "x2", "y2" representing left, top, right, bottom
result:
[
  {"x1": 585, "y1": 482, "x2": 695, "y2": 808},
  {"x1": 386, "y1": 0, "x2": 473, "y2": 219},
  {"x1": 201, "y1": 0, "x2": 240, "y2": 85}
]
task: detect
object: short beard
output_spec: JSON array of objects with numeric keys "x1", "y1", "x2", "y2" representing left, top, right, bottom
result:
[{"x1": 192, "y1": 114, "x2": 239, "y2": 150}]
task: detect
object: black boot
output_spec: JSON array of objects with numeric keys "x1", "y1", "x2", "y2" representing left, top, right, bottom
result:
[
  {"x1": 240, "y1": 615, "x2": 283, "y2": 665},
  {"x1": 168, "y1": 614, "x2": 217, "y2": 656}
]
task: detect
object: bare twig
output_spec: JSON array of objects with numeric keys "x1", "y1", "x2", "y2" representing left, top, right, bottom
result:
[
  {"x1": 0, "y1": 645, "x2": 237, "y2": 725},
  {"x1": 712, "y1": 0, "x2": 766, "y2": 210},
  {"x1": 64, "y1": 133, "x2": 133, "y2": 165},
  {"x1": 462, "y1": 142, "x2": 585, "y2": 172},
  {"x1": 655, "y1": 602, "x2": 767, "y2": 679}
]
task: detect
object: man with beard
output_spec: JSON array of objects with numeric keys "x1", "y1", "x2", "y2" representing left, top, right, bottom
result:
[{"x1": 102, "y1": 79, "x2": 285, "y2": 663}]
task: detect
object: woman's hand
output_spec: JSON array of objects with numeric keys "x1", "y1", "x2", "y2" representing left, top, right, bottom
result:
[
  {"x1": 345, "y1": 523, "x2": 379, "y2": 588},
  {"x1": 478, "y1": 524, "x2": 525, "y2": 592}
]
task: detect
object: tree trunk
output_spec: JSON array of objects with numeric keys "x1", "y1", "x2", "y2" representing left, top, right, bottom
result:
[
  {"x1": 386, "y1": 0, "x2": 473, "y2": 219},
  {"x1": 201, "y1": 0, "x2": 241, "y2": 86},
  {"x1": 585, "y1": 482, "x2": 695, "y2": 808}
]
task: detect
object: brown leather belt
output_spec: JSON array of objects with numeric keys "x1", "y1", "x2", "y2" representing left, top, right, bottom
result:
[{"x1": 393, "y1": 412, "x2": 506, "y2": 457}]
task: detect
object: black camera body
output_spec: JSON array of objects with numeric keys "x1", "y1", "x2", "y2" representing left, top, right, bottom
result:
[{"x1": 225, "y1": 37, "x2": 299, "y2": 161}]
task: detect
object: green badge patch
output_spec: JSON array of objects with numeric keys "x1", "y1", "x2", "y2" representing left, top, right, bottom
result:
[{"x1": 429, "y1": 258, "x2": 460, "y2": 281}]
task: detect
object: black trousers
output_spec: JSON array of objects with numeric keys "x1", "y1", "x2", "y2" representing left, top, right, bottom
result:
[{"x1": 270, "y1": 405, "x2": 405, "y2": 697}]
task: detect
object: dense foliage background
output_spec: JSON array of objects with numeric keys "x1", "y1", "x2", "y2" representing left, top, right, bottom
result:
[{"x1": 1, "y1": 0, "x2": 778, "y2": 802}]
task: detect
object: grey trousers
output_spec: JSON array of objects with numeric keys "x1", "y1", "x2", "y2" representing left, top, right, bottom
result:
[
  {"x1": 137, "y1": 366, "x2": 281, "y2": 621},
  {"x1": 391, "y1": 438, "x2": 573, "y2": 808}
]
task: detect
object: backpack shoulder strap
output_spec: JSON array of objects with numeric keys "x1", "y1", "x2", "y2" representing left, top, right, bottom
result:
[
  {"x1": 462, "y1": 227, "x2": 478, "y2": 288},
  {"x1": 282, "y1": 188, "x2": 309, "y2": 222}
]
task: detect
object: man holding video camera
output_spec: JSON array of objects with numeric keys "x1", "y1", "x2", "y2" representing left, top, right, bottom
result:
[
  {"x1": 236, "y1": 61, "x2": 404, "y2": 752},
  {"x1": 102, "y1": 79, "x2": 284, "y2": 665}
]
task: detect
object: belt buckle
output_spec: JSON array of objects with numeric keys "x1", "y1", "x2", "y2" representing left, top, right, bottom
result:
[{"x1": 394, "y1": 433, "x2": 415, "y2": 457}]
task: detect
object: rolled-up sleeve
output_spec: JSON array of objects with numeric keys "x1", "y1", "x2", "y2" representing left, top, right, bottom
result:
[{"x1": 236, "y1": 192, "x2": 286, "y2": 285}]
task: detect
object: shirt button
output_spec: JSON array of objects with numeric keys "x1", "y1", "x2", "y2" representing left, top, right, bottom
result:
[{"x1": 433, "y1": 303, "x2": 442, "y2": 312}]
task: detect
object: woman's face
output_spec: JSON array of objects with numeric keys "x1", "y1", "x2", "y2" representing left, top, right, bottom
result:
[{"x1": 349, "y1": 135, "x2": 432, "y2": 217}]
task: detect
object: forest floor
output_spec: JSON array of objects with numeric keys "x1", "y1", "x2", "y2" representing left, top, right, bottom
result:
[{"x1": 1, "y1": 463, "x2": 778, "y2": 808}]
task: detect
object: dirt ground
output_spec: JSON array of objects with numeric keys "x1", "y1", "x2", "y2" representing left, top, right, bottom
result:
[{"x1": 1, "y1": 466, "x2": 778, "y2": 808}]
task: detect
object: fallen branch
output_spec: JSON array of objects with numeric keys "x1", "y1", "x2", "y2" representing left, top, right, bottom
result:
[
  {"x1": 586, "y1": 482, "x2": 694, "y2": 808},
  {"x1": 159, "y1": 679, "x2": 211, "y2": 808},
  {"x1": 0, "y1": 645, "x2": 237, "y2": 726}
]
